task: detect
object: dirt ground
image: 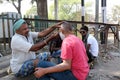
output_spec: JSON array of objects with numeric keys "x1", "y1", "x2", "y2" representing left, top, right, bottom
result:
[{"x1": 87, "y1": 42, "x2": 120, "y2": 80}]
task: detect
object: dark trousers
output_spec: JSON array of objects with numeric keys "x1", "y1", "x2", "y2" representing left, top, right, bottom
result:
[{"x1": 86, "y1": 51, "x2": 96, "y2": 63}]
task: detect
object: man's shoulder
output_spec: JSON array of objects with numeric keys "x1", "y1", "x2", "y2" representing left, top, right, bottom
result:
[
  {"x1": 88, "y1": 34, "x2": 96, "y2": 39},
  {"x1": 12, "y1": 34, "x2": 20, "y2": 40},
  {"x1": 87, "y1": 34, "x2": 97, "y2": 43},
  {"x1": 12, "y1": 34, "x2": 24, "y2": 43}
]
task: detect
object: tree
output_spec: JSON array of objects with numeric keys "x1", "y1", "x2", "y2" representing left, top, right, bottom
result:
[
  {"x1": 49, "y1": 0, "x2": 81, "y2": 20},
  {"x1": 26, "y1": 5, "x2": 37, "y2": 15},
  {"x1": 1, "y1": 0, "x2": 48, "y2": 18},
  {"x1": 112, "y1": 5, "x2": 120, "y2": 22},
  {"x1": 6, "y1": 0, "x2": 22, "y2": 16},
  {"x1": 49, "y1": 0, "x2": 93, "y2": 21},
  {"x1": 31, "y1": 0, "x2": 48, "y2": 18},
  {"x1": 54, "y1": 0, "x2": 58, "y2": 20}
]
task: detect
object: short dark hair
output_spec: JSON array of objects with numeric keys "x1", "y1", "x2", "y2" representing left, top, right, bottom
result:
[
  {"x1": 61, "y1": 21, "x2": 72, "y2": 31},
  {"x1": 80, "y1": 26, "x2": 88, "y2": 31}
]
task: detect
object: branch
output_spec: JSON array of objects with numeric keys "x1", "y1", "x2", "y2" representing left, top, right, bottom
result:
[{"x1": 12, "y1": 2, "x2": 18, "y2": 10}]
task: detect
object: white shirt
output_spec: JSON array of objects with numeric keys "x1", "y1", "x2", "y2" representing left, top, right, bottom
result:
[
  {"x1": 10, "y1": 32, "x2": 39, "y2": 74},
  {"x1": 87, "y1": 34, "x2": 99, "y2": 57}
]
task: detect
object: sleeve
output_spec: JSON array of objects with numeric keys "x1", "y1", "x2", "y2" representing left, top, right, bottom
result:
[
  {"x1": 87, "y1": 36, "x2": 93, "y2": 45},
  {"x1": 30, "y1": 32, "x2": 39, "y2": 39},
  {"x1": 61, "y1": 41, "x2": 72, "y2": 60},
  {"x1": 11, "y1": 38, "x2": 33, "y2": 53}
]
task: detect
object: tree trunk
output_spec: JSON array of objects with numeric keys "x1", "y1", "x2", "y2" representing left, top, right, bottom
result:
[
  {"x1": 54, "y1": 0, "x2": 58, "y2": 20},
  {"x1": 94, "y1": 0, "x2": 99, "y2": 39},
  {"x1": 18, "y1": 0, "x2": 21, "y2": 16},
  {"x1": 36, "y1": 0, "x2": 48, "y2": 19}
]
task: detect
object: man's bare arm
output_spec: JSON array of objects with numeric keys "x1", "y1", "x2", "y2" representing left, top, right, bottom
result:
[
  {"x1": 38, "y1": 22, "x2": 63, "y2": 38},
  {"x1": 29, "y1": 32, "x2": 59, "y2": 52},
  {"x1": 34, "y1": 59, "x2": 71, "y2": 78}
]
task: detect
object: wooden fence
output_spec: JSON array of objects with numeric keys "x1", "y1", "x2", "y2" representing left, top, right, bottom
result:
[{"x1": 0, "y1": 13, "x2": 20, "y2": 56}]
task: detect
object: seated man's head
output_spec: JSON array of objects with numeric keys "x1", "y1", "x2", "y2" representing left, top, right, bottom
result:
[
  {"x1": 59, "y1": 21, "x2": 73, "y2": 40},
  {"x1": 80, "y1": 26, "x2": 88, "y2": 36},
  {"x1": 13, "y1": 19, "x2": 29, "y2": 36}
]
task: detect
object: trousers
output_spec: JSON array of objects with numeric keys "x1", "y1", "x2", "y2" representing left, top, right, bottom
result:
[{"x1": 36, "y1": 61, "x2": 77, "y2": 80}]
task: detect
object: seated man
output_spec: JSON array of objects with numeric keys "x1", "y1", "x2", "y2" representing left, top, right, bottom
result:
[
  {"x1": 10, "y1": 19, "x2": 62, "y2": 77},
  {"x1": 49, "y1": 33, "x2": 63, "y2": 64},
  {"x1": 34, "y1": 21, "x2": 89, "y2": 80},
  {"x1": 79, "y1": 26, "x2": 99, "y2": 64}
]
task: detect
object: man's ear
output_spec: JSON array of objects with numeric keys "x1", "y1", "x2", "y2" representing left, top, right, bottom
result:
[
  {"x1": 16, "y1": 28, "x2": 21, "y2": 33},
  {"x1": 16, "y1": 29, "x2": 19, "y2": 33},
  {"x1": 61, "y1": 30, "x2": 65, "y2": 34}
]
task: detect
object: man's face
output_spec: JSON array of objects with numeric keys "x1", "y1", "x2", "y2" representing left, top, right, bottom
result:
[
  {"x1": 17, "y1": 23, "x2": 29, "y2": 36},
  {"x1": 80, "y1": 29, "x2": 87, "y2": 36},
  {"x1": 58, "y1": 25, "x2": 65, "y2": 40},
  {"x1": 59, "y1": 24, "x2": 64, "y2": 33}
]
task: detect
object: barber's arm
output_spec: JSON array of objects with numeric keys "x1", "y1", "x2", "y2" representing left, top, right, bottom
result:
[
  {"x1": 38, "y1": 22, "x2": 62, "y2": 38},
  {"x1": 86, "y1": 44, "x2": 90, "y2": 52},
  {"x1": 34, "y1": 59, "x2": 71, "y2": 78},
  {"x1": 29, "y1": 32, "x2": 59, "y2": 52}
]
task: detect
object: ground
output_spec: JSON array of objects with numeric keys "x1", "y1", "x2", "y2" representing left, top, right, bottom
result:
[
  {"x1": 1, "y1": 34, "x2": 120, "y2": 80},
  {"x1": 87, "y1": 42, "x2": 120, "y2": 80}
]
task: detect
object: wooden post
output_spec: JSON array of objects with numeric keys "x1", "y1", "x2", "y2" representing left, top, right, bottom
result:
[
  {"x1": 7, "y1": 14, "x2": 11, "y2": 48},
  {"x1": 101, "y1": 0, "x2": 107, "y2": 44},
  {"x1": 2, "y1": 14, "x2": 6, "y2": 50},
  {"x1": 104, "y1": 25, "x2": 109, "y2": 53}
]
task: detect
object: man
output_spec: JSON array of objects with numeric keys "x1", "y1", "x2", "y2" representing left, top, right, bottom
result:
[
  {"x1": 79, "y1": 26, "x2": 99, "y2": 63},
  {"x1": 34, "y1": 21, "x2": 89, "y2": 80},
  {"x1": 10, "y1": 19, "x2": 61, "y2": 77}
]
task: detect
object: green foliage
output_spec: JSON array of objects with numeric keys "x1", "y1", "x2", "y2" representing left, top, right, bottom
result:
[
  {"x1": 25, "y1": 5, "x2": 37, "y2": 15},
  {"x1": 49, "y1": 0, "x2": 81, "y2": 20},
  {"x1": 112, "y1": 5, "x2": 120, "y2": 21},
  {"x1": 48, "y1": 4, "x2": 54, "y2": 19},
  {"x1": 58, "y1": 0, "x2": 81, "y2": 20},
  {"x1": 48, "y1": 0, "x2": 93, "y2": 21}
]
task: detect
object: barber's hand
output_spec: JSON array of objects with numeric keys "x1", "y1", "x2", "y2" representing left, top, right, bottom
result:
[
  {"x1": 34, "y1": 67, "x2": 46, "y2": 78},
  {"x1": 53, "y1": 32, "x2": 59, "y2": 38},
  {"x1": 53, "y1": 22, "x2": 63, "y2": 28},
  {"x1": 49, "y1": 32, "x2": 59, "y2": 40}
]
